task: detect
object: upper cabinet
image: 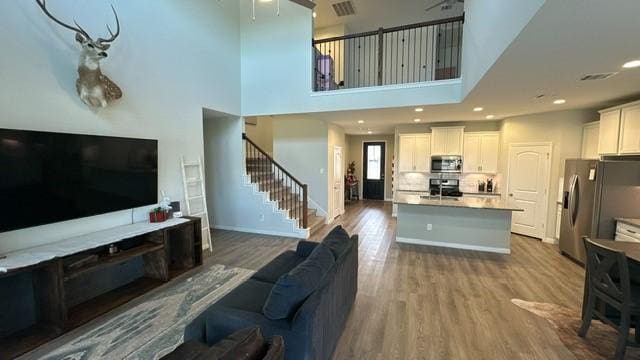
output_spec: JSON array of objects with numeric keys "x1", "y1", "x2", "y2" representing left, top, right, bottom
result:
[
  {"x1": 463, "y1": 132, "x2": 499, "y2": 174},
  {"x1": 431, "y1": 126, "x2": 464, "y2": 156},
  {"x1": 619, "y1": 103, "x2": 640, "y2": 154},
  {"x1": 398, "y1": 134, "x2": 431, "y2": 172},
  {"x1": 581, "y1": 121, "x2": 600, "y2": 159},
  {"x1": 598, "y1": 109, "x2": 621, "y2": 155},
  {"x1": 598, "y1": 100, "x2": 640, "y2": 156}
]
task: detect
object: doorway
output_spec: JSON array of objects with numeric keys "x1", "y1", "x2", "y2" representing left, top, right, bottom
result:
[
  {"x1": 363, "y1": 142, "x2": 385, "y2": 200},
  {"x1": 506, "y1": 143, "x2": 552, "y2": 239}
]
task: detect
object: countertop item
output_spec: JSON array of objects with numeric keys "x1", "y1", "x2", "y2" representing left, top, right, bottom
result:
[
  {"x1": 616, "y1": 218, "x2": 640, "y2": 228},
  {"x1": 394, "y1": 193, "x2": 523, "y2": 211}
]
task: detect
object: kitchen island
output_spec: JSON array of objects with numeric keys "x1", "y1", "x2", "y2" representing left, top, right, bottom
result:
[{"x1": 394, "y1": 193, "x2": 523, "y2": 254}]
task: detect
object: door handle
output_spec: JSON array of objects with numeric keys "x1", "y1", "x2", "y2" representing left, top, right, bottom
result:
[
  {"x1": 568, "y1": 175, "x2": 579, "y2": 227},
  {"x1": 509, "y1": 193, "x2": 514, "y2": 197}
]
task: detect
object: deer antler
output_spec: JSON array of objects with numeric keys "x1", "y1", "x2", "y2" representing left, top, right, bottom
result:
[
  {"x1": 35, "y1": 0, "x2": 92, "y2": 41},
  {"x1": 96, "y1": 5, "x2": 120, "y2": 47}
]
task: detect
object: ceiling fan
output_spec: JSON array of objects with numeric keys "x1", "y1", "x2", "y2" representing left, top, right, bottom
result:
[{"x1": 425, "y1": 0, "x2": 464, "y2": 13}]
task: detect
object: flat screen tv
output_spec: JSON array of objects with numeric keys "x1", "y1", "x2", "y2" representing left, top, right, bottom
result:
[{"x1": 0, "y1": 129, "x2": 158, "y2": 233}]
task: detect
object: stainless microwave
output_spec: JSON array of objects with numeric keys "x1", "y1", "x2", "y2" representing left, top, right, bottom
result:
[{"x1": 431, "y1": 155, "x2": 462, "y2": 173}]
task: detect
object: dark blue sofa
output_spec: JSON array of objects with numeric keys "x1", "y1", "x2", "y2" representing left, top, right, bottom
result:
[{"x1": 184, "y1": 226, "x2": 358, "y2": 360}]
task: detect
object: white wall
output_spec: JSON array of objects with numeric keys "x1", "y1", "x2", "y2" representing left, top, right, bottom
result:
[
  {"x1": 0, "y1": 1, "x2": 240, "y2": 253},
  {"x1": 461, "y1": 0, "x2": 545, "y2": 97},
  {"x1": 240, "y1": 0, "x2": 462, "y2": 116},
  {"x1": 203, "y1": 115, "x2": 303, "y2": 237},
  {"x1": 500, "y1": 109, "x2": 597, "y2": 240},
  {"x1": 245, "y1": 116, "x2": 274, "y2": 155},
  {"x1": 272, "y1": 115, "x2": 329, "y2": 216}
]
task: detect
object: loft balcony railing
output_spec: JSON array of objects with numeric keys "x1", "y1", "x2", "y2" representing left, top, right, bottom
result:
[{"x1": 313, "y1": 16, "x2": 464, "y2": 92}]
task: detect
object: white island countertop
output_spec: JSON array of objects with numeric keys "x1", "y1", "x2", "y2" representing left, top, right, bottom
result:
[{"x1": 394, "y1": 193, "x2": 523, "y2": 212}]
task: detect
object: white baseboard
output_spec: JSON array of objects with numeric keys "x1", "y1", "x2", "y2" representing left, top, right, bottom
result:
[
  {"x1": 213, "y1": 225, "x2": 307, "y2": 239},
  {"x1": 308, "y1": 198, "x2": 328, "y2": 217},
  {"x1": 543, "y1": 237, "x2": 559, "y2": 245},
  {"x1": 396, "y1": 237, "x2": 511, "y2": 254},
  {"x1": 385, "y1": 198, "x2": 393, "y2": 202}
]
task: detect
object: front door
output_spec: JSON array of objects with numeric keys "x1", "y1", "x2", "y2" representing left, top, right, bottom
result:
[
  {"x1": 507, "y1": 144, "x2": 552, "y2": 239},
  {"x1": 363, "y1": 142, "x2": 385, "y2": 200}
]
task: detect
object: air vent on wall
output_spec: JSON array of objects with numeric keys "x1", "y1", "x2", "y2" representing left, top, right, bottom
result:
[
  {"x1": 332, "y1": 1, "x2": 356, "y2": 17},
  {"x1": 580, "y1": 72, "x2": 618, "y2": 81}
]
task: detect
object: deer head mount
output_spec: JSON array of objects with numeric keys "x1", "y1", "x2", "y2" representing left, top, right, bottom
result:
[{"x1": 36, "y1": 0, "x2": 122, "y2": 108}]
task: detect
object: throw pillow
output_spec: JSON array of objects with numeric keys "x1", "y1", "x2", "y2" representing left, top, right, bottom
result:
[
  {"x1": 263, "y1": 244, "x2": 335, "y2": 320},
  {"x1": 321, "y1": 225, "x2": 351, "y2": 259}
]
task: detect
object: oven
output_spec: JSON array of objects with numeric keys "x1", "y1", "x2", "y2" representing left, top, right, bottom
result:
[{"x1": 431, "y1": 155, "x2": 462, "y2": 173}]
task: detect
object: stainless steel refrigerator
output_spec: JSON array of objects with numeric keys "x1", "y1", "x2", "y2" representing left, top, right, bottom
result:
[{"x1": 559, "y1": 160, "x2": 640, "y2": 264}]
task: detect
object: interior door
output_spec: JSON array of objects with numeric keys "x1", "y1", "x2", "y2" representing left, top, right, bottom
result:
[
  {"x1": 507, "y1": 144, "x2": 551, "y2": 239},
  {"x1": 363, "y1": 142, "x2": 385, "y2": 200},
  {"x1": 333, "y1": 146, "x2": 344, "y2": 218}
]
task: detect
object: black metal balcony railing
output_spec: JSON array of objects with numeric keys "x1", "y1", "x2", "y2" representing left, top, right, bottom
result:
[{"x1": 313, "y1": 16, "x2": 464, "y2": 92}]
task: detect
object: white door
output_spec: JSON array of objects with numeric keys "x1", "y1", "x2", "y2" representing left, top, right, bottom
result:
[
  {"x1": 333, "y1": 146, "x2": 344, "y2": 218},
  {"x1": 507, "y1": 144, "x2": 551, "y2": 239}
]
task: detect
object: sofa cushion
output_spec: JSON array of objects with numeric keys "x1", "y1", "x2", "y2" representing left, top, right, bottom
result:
[
  {"x1": 263, "y1": 244, "x2": 335, "y2": 320},
  {"x1": 251, "y1": 251, "x2": 306, "y2": 284},
  {"x1": 263, "y1": 336, "x2": 285, "y2": 360},
  {"x1": 321, "y1": 225, "x2": 351, "y2": 259},
  {"x1": 216, "y1": 279, "x2": 274, "y2": 314}
]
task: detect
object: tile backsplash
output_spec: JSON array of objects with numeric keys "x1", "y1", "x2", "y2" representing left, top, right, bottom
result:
[{"x1": 397, "y1": 172, "x2": 502, "y2": 193}]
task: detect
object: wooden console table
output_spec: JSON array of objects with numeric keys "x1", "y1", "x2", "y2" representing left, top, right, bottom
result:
[{"x1": 0, "y1": 217, "x2": 203, "y2": 359}]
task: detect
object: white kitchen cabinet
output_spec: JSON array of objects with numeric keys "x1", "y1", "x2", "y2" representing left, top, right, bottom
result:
[
  {"x1": 431, "y1": 126, "x2": 464, "y2": 156},
  {"x1": 598, "y1": 109, "x2": 621, "y2": 155},
  {"x1": 398, "y1": 134, "x2": 431, "y2": 172},
  {"x1": 581, "y1": 121, "x2": 600, "y2": 159},
  {"x1": 619, "y1": 103, "x2": 640, "y2": 154},
  {"x1": 463, "y1": 132, "x2": 499, "y2": 174}
]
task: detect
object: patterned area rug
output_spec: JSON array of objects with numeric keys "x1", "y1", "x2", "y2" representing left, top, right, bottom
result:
[
  {"x1": 511, "y1": 299, "x2": 640, "y2": 360},
  {"x1": 22, "y1": 264, "x2": 254, "y2": 360}
]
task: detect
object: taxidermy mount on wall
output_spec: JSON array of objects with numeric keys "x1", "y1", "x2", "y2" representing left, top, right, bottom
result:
[{"x1": 36, "y1": 0, "x2": 122, "y2": 108}]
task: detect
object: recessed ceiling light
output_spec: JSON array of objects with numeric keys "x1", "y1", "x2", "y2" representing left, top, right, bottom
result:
[
  {"x1": 415, "y1": 108, "x2": 423, "y2": 112},
  {"x1": 473, "y1": 107, "x2": 483, "y2": 112},
  {"x1": 486, "y1": 115, "x2": 495, "y2": 119},
  {"x1": 553, "y1": 99, "x2": 566, "y2": 105},
  {"x1": 312, "y1": 11, "x2": 317, "y2": 18},
  {"x1": 367, "y1": 130, "x2": 373, "y2": 134},
  {"x1": 414, "y1": 118, "x2": 421, "y2": 122},
  {"x1": 357, "y1": 120, "x2": 365, "y2": 124},
  {"x1": 622, "y1": 60, "x2": 640, "y2": 69}
]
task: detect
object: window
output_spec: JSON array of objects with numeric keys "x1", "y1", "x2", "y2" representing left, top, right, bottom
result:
[{"x1": 366, "y1": 145, "x2": 382, "y2": 180}]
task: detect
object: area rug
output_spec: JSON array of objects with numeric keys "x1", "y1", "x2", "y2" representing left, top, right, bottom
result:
[
  {"x1": 511, "y1": 299, "x2": 640, "y2": 359},
  {"x1": 22, "y1": 264, "x2": 255, "y2": 360}
]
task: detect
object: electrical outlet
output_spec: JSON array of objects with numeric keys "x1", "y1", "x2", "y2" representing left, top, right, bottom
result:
[
  {"x1": 320, "y1": 168, "x2": 325, "y2": 174},
  {"x1": 260, "y1": 214, "x2": 265, "y2": 221},
  {"x1": 427, "y1": 224, "x2": 433, "y2": 231}
]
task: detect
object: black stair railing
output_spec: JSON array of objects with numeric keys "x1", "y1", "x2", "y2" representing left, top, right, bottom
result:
[
  {"x1": 243, "y1": 133, "x2": 308, "y2": 229},
  {"x1": 313, "y1": 15, "x2": 464, "y2": 91}
]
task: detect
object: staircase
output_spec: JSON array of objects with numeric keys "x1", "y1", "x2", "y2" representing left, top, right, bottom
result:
[{"x1": 243, "y1": 134, "x2": 325, "y2": 236}]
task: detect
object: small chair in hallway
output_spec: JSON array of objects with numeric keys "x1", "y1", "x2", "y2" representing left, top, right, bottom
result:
[{"x1": 578, "y1": 237, "x2": 640, "y2": 359}]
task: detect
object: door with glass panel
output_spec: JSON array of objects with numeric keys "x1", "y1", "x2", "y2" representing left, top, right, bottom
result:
[{"x1": 363, "y1": 142, "x2": 385, "y2": 200}]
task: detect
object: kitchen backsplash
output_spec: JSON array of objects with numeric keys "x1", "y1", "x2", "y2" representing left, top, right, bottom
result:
[{"x1": 397, "y1": 172, "x2": 502, "y2": 193}]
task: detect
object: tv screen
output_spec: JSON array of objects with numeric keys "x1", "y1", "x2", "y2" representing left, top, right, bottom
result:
[{"x1": 0, "y1": 129, "x2": 158, "y2": 233}]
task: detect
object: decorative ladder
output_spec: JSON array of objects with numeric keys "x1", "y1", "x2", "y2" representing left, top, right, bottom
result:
[
  {"x1": 181, "y1": 156, "x2": 213, "y2": 251},
  {"x1": 243, "y1": 133, "x2": 312, "y2": 230}
]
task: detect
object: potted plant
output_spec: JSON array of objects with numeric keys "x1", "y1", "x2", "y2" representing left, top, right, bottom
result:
[{"x1": 149, "y1": 206, "x2": 169, "y2": 223}]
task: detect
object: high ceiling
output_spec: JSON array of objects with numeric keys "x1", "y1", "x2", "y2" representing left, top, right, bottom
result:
[
  {"x1": 313, "y1": 0, "x2": 464, "y2": 34},
  {"x1": 320, "y1": 0, "x2": 640, "y2": 135}
]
